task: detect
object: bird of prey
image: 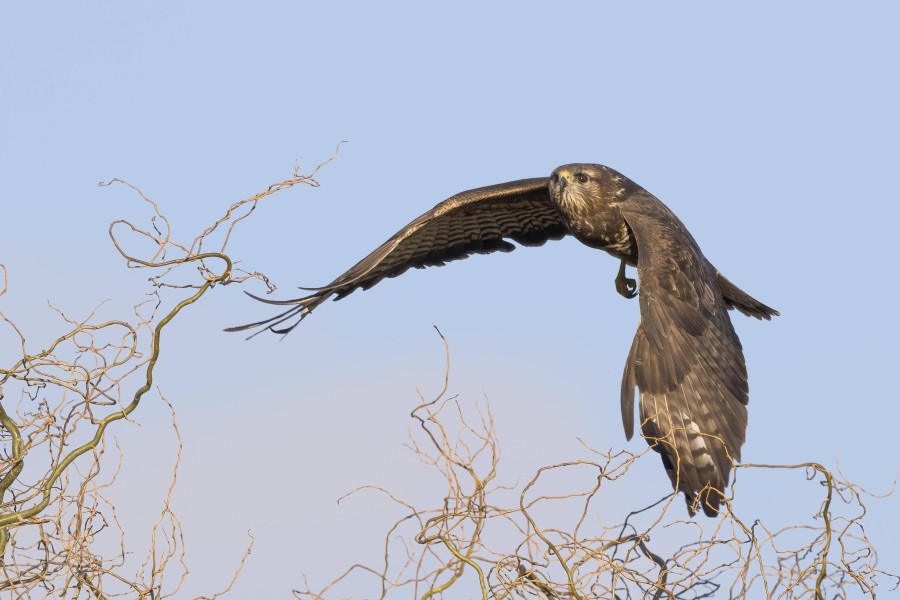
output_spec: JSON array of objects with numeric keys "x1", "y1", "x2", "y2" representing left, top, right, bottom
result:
[{"x1": 229, "y1": 164, "x2": 778, "y2": 517}]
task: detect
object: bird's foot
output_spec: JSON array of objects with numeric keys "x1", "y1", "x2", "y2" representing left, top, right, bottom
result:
[
  {"x1": 615, "y1": 262, "x2": 638, "y2": 299},
  {"x1": 616, "y1": 276, "x2": 638, "y2": 299}
]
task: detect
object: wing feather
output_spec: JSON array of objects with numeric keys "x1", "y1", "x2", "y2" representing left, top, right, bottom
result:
[
  {"x1": 227, "y1": 178, "x2": 568, "y2": 335},
  {"x1": 618, "y1": 189, "x2": 748, "y2": 516}
]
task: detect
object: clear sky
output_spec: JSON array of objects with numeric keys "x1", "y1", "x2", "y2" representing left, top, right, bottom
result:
[{"x1": 1, "y1": 2, "x2": 898, "y2": 597}]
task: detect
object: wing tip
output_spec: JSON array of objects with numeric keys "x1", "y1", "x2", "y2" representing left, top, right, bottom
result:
[
  {"x1": 691, "y1": 487, "x2": 725, "y2": 518},
  {"x1": 226, "y1": 292, "x2": 325, "y2": 338}
]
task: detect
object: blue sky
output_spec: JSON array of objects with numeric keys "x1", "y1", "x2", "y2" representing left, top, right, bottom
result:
[{"x1": 2, "y1": 2, "x2": 898, "y2": 596}]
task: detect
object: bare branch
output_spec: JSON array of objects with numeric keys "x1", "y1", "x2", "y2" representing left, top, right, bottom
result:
[
  {"x1": 295, "y1": 332, "x2": 897, "y2": 599},
  {"x1": 1, "y1": 155, "x2": 334, "y2": 597}
]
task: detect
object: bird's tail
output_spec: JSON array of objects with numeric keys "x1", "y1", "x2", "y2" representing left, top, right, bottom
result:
[
  {"x1": 224, "y1": 291, "x2": 331, "y2": 338},
  {"x1": 716, "y1": 273, "x2": 780, "y2": 320}
]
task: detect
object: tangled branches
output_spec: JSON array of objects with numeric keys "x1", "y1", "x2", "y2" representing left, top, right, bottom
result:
[
  {"x1": 0, "y1": 147, "x2": 895, "y2": 598},
  {"x1": 0, "y1": 151, "x2": 338, "y2": 597},
  {"x1": 294, "y1": 331, "x2": 897, "y2": 600}
]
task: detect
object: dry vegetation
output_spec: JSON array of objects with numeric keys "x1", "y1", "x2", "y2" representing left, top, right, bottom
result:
[
  {"x1": 0, "y1": 154, "x2": 334, "y2": 597},
  {"x1": 293, "y1": 330, "x2": 897, "y2": 600},
  {"x1": 0, "y1": 153, "x2": 895, "y2": 598}
]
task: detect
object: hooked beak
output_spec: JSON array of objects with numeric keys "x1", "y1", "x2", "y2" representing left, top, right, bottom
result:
[{"x1": 556, "y1": 170, "x2": 570, "y2": 190}]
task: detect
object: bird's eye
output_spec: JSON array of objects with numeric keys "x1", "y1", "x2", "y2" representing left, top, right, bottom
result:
[
  {"x1": 575, "y1": 173, "x2": 588, "y2": 183},
  {"x1": 550, "y1": 173, "x2": 559, "y2": 183}
]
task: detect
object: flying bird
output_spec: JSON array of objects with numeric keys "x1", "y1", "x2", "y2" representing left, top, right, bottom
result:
[{"x1": 228, "y1": 164, "x2": 778, "y2": 517}]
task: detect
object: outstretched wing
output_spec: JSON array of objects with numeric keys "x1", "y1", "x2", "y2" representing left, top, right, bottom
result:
[
  {"x1": 618, "y1": 190, "x2": 748, "y2": 517},
  {"x1": 227, "y1": 178, "x2": 568, "y2": 335}
]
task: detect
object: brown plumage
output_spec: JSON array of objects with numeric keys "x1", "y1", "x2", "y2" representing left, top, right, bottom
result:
[{"x1": 228, "y1": 163, "x2": 778, "y2": 517}]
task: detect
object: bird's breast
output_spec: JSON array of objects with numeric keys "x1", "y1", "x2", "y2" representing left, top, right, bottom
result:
[{"x1": 564, "y1": 207, "x2": 636, "y2": 261}]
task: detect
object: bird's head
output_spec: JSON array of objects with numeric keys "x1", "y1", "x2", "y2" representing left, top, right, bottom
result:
[{"x1": 549, "y1": 163, "x2": 630, "y2": 211}]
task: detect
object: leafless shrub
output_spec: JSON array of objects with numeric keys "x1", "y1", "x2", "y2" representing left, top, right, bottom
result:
[
  {"x1": 293, "y1": 330, "x2": 897, "y2": 600},
  {"x1": 2, "y1": 147, "x2": 895, "y2": 598},
  {"x1": 0, "y1": 149, "x2": 340, "y2": 597}
]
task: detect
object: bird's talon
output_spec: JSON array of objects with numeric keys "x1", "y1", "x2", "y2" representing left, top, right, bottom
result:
[
  {"x1": 616, "y1": 276, "x2": 638, "y2": 299},
  {"x1": 615, "y1": 259, "x2": 638, "y2": 299}
]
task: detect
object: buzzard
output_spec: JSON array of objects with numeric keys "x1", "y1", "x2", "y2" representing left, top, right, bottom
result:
[{"x1": 229, "y1": 164, "x2": 778, "y2": 517}]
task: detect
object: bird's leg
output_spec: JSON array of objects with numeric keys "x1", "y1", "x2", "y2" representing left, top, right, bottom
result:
[{"x1": 615, "y1": 259, "x2": 638, "y2": 299}]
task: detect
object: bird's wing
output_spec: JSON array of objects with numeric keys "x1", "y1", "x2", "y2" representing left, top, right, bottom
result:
[
  {"x1": 227, "y1": 178, "x2": 568, "y2": 335},
  {"x1": 618, "y1": 189, "x2": 748, "y2": 516}
]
